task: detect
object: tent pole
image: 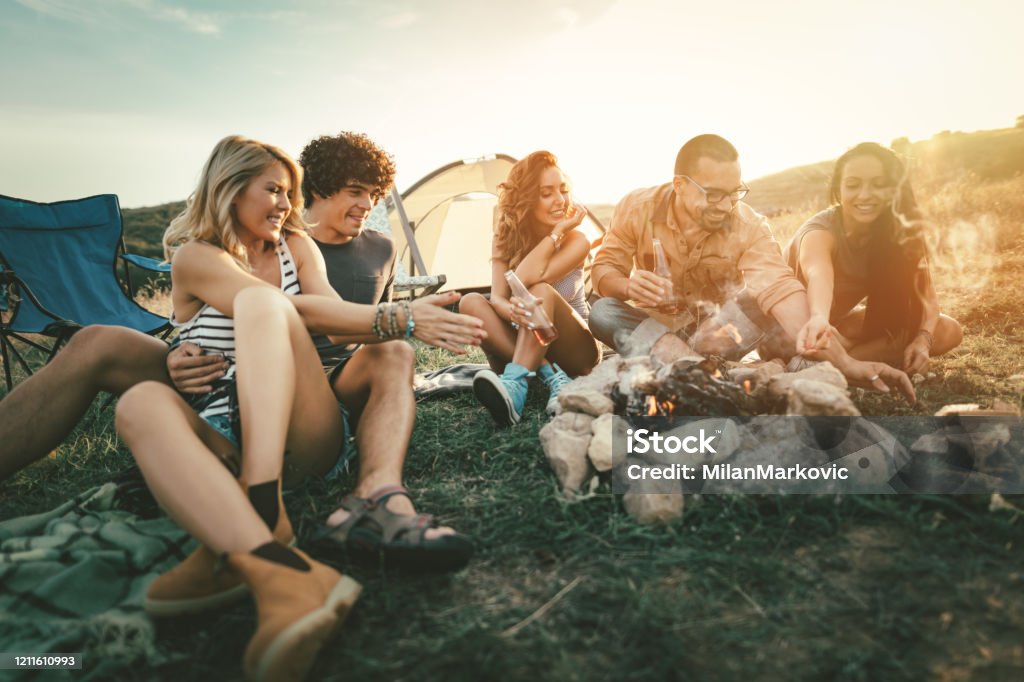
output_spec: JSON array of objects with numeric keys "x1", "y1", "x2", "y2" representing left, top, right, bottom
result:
[{"x1": 391, "y1": 187, "x2": 429, "y2": 278}]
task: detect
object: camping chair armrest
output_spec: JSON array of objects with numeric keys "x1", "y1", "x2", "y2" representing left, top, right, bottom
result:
[
  {"x1": 394, "y1": 274, "x2": 446, "y2": 297},
  {"x1": 120, "y1": 253, "x2": 171, "y2": 273}
]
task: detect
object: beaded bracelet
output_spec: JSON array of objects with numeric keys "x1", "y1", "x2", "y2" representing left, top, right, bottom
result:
[
  {"x1": 387, "y1": 302, "x2": 399, "y2": 338},
  {"x1": 916, "y1": 329, "x2": 935, "y2": 350},
  {"x1": 371, "y1": 303, "x2": 385, "y2": 339},
  {"x1": 402, "y1": 301, "x2": 415, "y2": 338}
]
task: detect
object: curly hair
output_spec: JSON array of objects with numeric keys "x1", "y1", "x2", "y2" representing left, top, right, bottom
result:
[
  {"x1": 494, "y1": 150, "x2": 561, "y2": 269},
  {"x1": 298, "y1": 132, "x2": 396, "y2": 206},
  {"x1": 830, "y1": 142, "x2": 929, "y2": 338},
  {"x1": 163, "y1": 135, "x2": 307, "y2": 269}
]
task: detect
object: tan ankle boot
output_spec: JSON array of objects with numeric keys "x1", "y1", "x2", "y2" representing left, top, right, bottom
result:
[
  {"x1": 230, "y1": 546, "x2": 361, "y2": 682},
  {"x1": 144, "y1": 482, "x2": 294, "y2": 618}
]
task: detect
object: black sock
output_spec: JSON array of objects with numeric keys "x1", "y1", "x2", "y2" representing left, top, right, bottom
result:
[
  {"x1": 248, "y1": 480, "x2": 279, "y2": 531},
  {"x1": 251, "y1": 541, "x2": 310, "y2": 572}
]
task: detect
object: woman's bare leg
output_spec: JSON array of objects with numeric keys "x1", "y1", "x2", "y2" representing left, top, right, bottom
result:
[
  {"x1": 835, "y1": 308, "x2": 963, "y2": 366},
  {"x1": 116, "y1": 381, "x2": 269, "y2": 553},
  {"x1": 459, "y1": 293, "x2": 517, "y2": 372},
  {"x1": 509, "y1": 282, "x2": 599, "y2": 375},
  {"x1": 231, "y1": 287, "x2": 343, "y2": 483},
  {"x1": 542, "y1": 287, "x2": 601, "y2": 378}
]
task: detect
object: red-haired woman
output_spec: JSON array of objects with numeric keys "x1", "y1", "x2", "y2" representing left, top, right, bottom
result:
[{"x1": 459, "y1": 151, "x2": 600, "y2": 426}]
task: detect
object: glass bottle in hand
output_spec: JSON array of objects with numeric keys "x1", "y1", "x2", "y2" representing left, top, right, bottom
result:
[
  {"x1": 505, "y1": 270, "x2": 558, "y2": 345},
  {"x1": 652, "y1": 238, "x2": 680, "y2": 315}
]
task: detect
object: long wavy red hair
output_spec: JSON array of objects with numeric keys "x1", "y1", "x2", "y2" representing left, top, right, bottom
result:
[{"x1": 494, "y1": 151, "x2": 560, "y2": 268}]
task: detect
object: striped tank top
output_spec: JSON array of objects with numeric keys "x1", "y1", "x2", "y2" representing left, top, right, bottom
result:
[
  {"x1": 552, "y1": 266, "x2": 589, "y2": 321},
  {"x1": 172, "y1": 237, "x2": 301, "y2": 420}
]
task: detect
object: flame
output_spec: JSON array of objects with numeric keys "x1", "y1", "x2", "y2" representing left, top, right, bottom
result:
[
  {"x1": 714, "y1": 323, "x2": 743, "y2": 345},
  {"x1": 743, "y1": 379, "x2": 752, "y2": 395},
  {"x1": 712, "y1": 369, "x2": 723, "y2": 379},
  {"x1": 646, "y1": 395, "x2": 658, "y2": 416}
]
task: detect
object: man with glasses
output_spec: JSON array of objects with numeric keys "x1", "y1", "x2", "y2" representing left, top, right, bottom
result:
[{"x1": 589, "y1": 134, "x2": 915, "y2": 399}]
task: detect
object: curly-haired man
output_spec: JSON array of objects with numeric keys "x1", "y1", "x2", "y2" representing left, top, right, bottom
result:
[
  {"x1": 2, "y1": 132, "x2": 477, "y2": 578},
  {"x1": 165, "y1": 132, "x2": 473, "y2": 577}
]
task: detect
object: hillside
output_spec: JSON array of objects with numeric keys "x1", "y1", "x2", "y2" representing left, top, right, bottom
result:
[
  {"x1": 122, "y1": 200, "x2": 184, "y2": 261},
  {"x1": 121, "y1": 125, "x2": 1024, "y2": 261},
  {"x1": 745, "y1": 126, "x2": 1024, "y2": 218}
]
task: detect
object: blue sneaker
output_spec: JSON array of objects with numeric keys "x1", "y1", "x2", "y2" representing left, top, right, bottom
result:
[
  {"x1": 473, "y1": 363, "x2": 532, "y2": 427},
  {"x1": 538, "y1": 363, "x2": 572, "y2": 415}
]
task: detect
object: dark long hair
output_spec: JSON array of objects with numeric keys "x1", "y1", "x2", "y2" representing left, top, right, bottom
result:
[{"x1": 830, "y1": 142, "x2": 927, "y2": 340}]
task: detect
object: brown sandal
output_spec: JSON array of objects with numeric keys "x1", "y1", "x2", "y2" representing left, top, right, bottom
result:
[{"x1": 313, "y1": 485, "x2": 473, "y2": 573}]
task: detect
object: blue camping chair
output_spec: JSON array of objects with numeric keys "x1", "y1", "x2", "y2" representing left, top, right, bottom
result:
[{"x1": 0, "y1": 193, "x2": 171, "y2": 391}]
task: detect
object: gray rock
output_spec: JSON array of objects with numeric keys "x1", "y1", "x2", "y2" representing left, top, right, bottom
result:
[
  {"x1": 623, "y1": 491, "x2": 684, "y2": 524},
  {"x1": 559, "y1": 388, "x2": 615, "y2": 417},
  {"x1": 560, "y1": 356, "x2": 623, "y2": 399},
  {"x1": 622, "y1": 465, "x2": 684, "y2": 524},
  {"x1": 539, "y1": 412, "x2": 595, "y2": 492},
  {"x1": 749, "y1": 360, "x2": 787, "y2": 393},
  {"x1": 651, "y1": 333, "x2": 703, "y2": 366},
  {"x1": 620, "y1": 317, "x2": 672, "y2": 357},
  {"x1": 768, "y1": 361, "x2": 847, "y2": 398},
  {"x1": 786, "y1": 379, "x2": 860, "y2": 417},
  {"x1": 587, "y1": 413, "x2": 616, "y2": 472},
  {"x1": 644, "y1": 418, "x2": 744, "y2": 468}
]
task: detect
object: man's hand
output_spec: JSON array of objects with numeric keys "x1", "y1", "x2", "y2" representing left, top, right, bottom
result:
[
  {"x1": 627, "y1": 270, "x2": 671, "y2": 308},
  {"x1": 796, "y1": 315, "x2": 831, "y2": 355},
  {"x1": 409, "y1": 291, "x2": 487, "y2": 354},
  {"x1": 902, "y1": 335, "x2": 931, "y2": 375},
  {"x1": 167, "y1": 342, "x2": 228, "y2": 394},
  {"x1": 842, "y1": 358, "x2": 917, "y2": 403}
]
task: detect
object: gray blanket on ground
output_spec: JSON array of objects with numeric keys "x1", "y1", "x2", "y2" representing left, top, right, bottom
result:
[
  {"x1": 413, "y1": 363, "x2": 489, "y2": 401},
  {"x1": 0, "y1": 483, "x2": 192, "y2": 680}
]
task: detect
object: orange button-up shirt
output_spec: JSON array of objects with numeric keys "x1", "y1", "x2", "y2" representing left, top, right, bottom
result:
[{"x1": 592, "y1": 182, "x2": 805, "y2": 330}]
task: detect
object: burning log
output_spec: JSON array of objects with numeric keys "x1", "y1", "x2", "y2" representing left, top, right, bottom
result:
[{"x1": 614, "y1": 356, "x2": 757, "y2": 417}]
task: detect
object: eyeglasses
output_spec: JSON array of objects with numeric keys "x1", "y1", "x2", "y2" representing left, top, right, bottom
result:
[{"x1": 677, "y1": 175, "x2": 750, "y2": 205}]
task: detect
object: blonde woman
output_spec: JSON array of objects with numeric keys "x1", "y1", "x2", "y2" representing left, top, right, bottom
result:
[
  {"x1": 459, "y1": 151, "x2": 600, "y2": 426},
  {"x1": 115, "y1": 135, "x2": 483, "y2": 681}
]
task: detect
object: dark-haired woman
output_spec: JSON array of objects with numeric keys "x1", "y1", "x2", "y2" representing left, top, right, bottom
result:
[
  {"x1": 786, "y1": 142, "x2": 962, "y2": 375},
  {"x1": 459, "y1": 151, "x2": 600, "y2": 426}
]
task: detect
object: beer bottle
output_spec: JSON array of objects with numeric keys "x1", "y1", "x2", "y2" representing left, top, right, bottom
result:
[
  {"x1": 652, "y1": 238, "x2": 680, "y2": 314},
  {"x1": 505, "y1": 270, "x2": 558, "y2": 346}
]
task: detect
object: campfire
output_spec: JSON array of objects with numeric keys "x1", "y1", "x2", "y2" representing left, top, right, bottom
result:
[
  {"x1": 538, "y1": 339, "x2": 1023, "y2": 524},
  {"x1": 537, "y1": 332, "x2": 865, "y2": 524},
  {"x1": 616, "y1": 356, "x2": 755, "y2": 417}
]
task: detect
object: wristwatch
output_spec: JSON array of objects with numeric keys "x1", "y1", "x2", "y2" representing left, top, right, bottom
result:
[{"x1": 548, "y1": 233, "x2": 561, "y2": 246}]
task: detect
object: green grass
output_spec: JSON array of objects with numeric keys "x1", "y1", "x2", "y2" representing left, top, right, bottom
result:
[
  {"x1": 3, "y1": 128, "x2": 1024, "y2": 681},
  {"x1": 3, "y1": 335, "x2": 1022, "y2": 681},
  {"x1": 2, "y1": 389, "x2": 1022, "y2": 681}
]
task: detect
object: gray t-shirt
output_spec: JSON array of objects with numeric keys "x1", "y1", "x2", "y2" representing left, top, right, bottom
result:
[{"x1": 313, "y1": 229, "x2": 397, "y2": 366}]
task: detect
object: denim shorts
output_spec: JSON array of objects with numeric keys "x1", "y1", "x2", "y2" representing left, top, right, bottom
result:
[{"x1": 191, "y1": 375, "x2": 353, "y2": 480}]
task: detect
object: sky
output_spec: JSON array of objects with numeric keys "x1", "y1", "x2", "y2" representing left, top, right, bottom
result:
[{"x1": 1, "y1": 0, "x2": 1022, "y2": 208}]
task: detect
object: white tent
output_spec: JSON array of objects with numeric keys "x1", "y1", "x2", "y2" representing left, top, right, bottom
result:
[{"x1": 368, "y1": 154, "x2": 606, "y2": 296}]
